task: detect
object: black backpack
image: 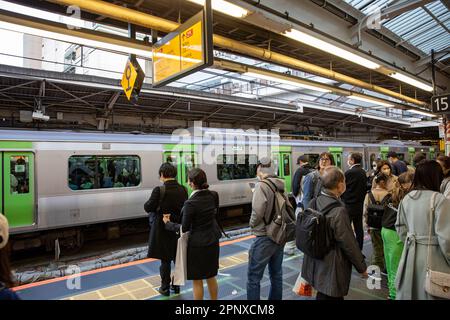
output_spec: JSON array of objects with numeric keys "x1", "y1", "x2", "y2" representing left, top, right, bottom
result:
[
  {"x1": 367, "y1": 192, "x2": 391, "y2": 229},
  {"x1": 295, "y1": 198, "x2": 340, "y2": 259}
]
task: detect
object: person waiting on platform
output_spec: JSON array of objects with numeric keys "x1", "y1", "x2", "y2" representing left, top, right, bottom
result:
[
  {"x1": 437, "y1": 155, "x2": 450, "y2": 199},
  {"x1": 0, "y1": 214, "x2": 20, "y2": 300},
  {"x1": 413, "y1": 152, "x2": 426, "y2": 168},
  {"x1": 395, "y1": 160, "x2": 450, "y2": 300},
  {"x1": 364, "y1": 173, "x2": 389, "y2": 273},
  {"x1": 387, "y1": 151, "x2": 408, "y2": 176},
  {"x1": 247, "y1": 157, "x2": 286, "y2": 300},
  {"x1": 301, "y1": 166, "x2": 368, "y2": 300},
  {"x1": 341, "y1": 152, "x2": 368, "y2": 250},
  {"x1": 380, "y1": 171, "x2": 413, "y2": 300},
  {"x1": 301, "y1": 152, "x2": 335, "y2": 210},
  {"x1": 372, "y1": 160, "x2": 399, "y2": 195},
  {"x1": 163, "y1": 168, "x2": 221, "y2": 300},
  {"x1": 145, "y1": 163, "x2": 188, "y2": 297}
]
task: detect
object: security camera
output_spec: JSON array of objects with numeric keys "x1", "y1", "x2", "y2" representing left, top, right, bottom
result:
[{"x1": 32, "y1": 110, "x2": 50, "y2": 121}]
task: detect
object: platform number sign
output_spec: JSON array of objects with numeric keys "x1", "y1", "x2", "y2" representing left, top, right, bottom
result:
[{"x1": 431, "y1": 93, "x2": 450, "y2": 115}]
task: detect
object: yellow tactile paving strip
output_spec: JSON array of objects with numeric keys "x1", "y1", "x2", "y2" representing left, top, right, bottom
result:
[{"x1": 64, "y1": 251, "x2": 249, "y2": 300}]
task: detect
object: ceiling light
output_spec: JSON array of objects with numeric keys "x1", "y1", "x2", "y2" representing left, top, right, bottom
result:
[
  {"x1": 348, "y1": 95, "x2": 394, "y2": 107},
  {"x1": 284, "y1": 29, "x2": 380, "y2": 70},
  {"x1": 187, "y1": 0, "x2": 249, "y2": 18},
  {"x1": 407, "y1": 109, "x2": 436, "y2": 117},
  {"x1": 389, "y1": 72, "x2": 434, "y2": 92},
  {"x1": 244, "y1": 71, "x2": 331, "y2": 93},
  {"x1": 0, "y1": 21, "x2": 152, "y2": 58}
]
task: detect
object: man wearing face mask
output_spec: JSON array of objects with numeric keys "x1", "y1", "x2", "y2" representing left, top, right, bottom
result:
[
  {"x1": 144, "y1": 163, "x2": 188, "y2": 296},
  {"x1": 341, "y1": 153, "x2": 368, "y2": 250},
  {"x1": 301, "y1": 166, "x2": 368, "y2": 300}
]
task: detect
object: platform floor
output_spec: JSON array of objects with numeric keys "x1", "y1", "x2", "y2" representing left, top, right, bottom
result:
[{"x1": 14, "y1": 235, "x2": 388, "y2": 300}]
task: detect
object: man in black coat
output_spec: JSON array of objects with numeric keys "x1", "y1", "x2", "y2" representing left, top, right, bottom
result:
[
  {"x1": 341, "y1": 152, "x2": 367, "y2": 250},
  {"x1": 144, "y1": 163, "x2": 188, "y2": 296}
]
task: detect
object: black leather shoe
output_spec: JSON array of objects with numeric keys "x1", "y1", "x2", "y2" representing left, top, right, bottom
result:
[
  {"x1": 158, "y1": 287, "x2": 170, "y2": 296},
  {"x1": 171, "y1": 285, "x2": 180, "y2": 294}
]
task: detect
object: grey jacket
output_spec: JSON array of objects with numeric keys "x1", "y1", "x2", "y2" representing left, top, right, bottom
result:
[
  {"x1": 250, "y1": 176, "x2": 285, "y2": 237},
  {"x1": 301, "y1": 191, "x2": 367, "y2": 297},
  {"x1": 395, "y1": 190, "x2": 450, "y2": 300}
]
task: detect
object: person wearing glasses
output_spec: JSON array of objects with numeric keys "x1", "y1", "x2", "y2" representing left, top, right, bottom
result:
[{"x1": 301, "y1": 152, "x2": 335, "y2": 210}]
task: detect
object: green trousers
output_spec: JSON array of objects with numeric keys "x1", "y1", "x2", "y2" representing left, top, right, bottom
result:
[
  {"x1": 369, "y1": 228, "x2": 385, "y2": 271},
  {"x1": 381, "y1": 228, "x2": 404, "y2": 300}
]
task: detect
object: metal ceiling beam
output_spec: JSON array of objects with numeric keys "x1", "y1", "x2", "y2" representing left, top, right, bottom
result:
[{"x1": 422, "y1": 5, "x2": 450, "y2": 34}]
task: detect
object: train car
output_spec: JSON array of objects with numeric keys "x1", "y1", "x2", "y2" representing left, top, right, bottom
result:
[{"x1": 0, "y1": 129, "x2": 435, "y2": 251}]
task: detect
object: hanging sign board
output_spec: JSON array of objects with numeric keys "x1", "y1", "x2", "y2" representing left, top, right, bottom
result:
[
  {"x1": 121, "y1": 56, "x2": 145, "y2": 102},
  {"x1": 152, "y1": 8, "x2": 213, "y2": 88}
]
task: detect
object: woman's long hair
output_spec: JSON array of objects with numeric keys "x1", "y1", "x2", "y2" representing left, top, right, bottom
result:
[
  {"x1": 437, "y1": 155, "x2": 450, "y2": 179},
  {"x1": 412, "y1": 160, "x2": 443, "y2": 192}
]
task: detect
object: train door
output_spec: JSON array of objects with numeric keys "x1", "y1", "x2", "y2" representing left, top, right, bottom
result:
[
  {"x1": 163, "y1": 150, "x2": 197, "y2": 195},
  {"x1": 408, "y1": 147, "x2": 415, "y2": 164},
  {"x1": 430, "y1": 147, "x2": 435, "y2": 160},
  {"x1": 1, "y1": 152, "x2": 35, "y2": 228},
  {"x1": 272, "y1": 148, "x2": 292, "y2": 194},
  {"x1": 329, "y1": 147, "x2": 343, "y2": 169},
  {"x1": 380, "y1": 146, "x2": 389, "y2": 160}
]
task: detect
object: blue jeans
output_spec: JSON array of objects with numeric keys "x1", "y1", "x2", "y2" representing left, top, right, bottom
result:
[{"x1": 247, "y1": 236, "x2": 284, "y2": 300}]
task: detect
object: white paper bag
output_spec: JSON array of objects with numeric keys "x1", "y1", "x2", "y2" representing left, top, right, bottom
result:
[{"x1": 173, "y1": 231, "x2": 189, "y2": 286}]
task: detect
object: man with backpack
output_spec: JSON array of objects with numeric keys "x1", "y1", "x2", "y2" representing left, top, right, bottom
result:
[
  {"x1": 299, "y1": 166, "x2": 367, "y2": 300},
  {"x1": 292, "y1": 155, "x2": 314, "y2": 211},
  {"x1": 247, "y1": 157, "x2": 295, "y2": 300}
]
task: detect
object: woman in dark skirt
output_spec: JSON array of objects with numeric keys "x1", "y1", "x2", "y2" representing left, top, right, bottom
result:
[{"x1": 164, "y1": 168, "x2": 221, "y2": 300}]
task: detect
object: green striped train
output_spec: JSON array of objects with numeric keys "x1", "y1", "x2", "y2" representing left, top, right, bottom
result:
[{"x1": 0, "y1": 129, "x2": 435, "y2": 252}]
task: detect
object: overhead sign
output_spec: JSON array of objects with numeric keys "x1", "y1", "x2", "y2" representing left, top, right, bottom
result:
[
  {"x1": 431, "y1": 93, "x2": 450, "y2": 114},
  {"x1": 121, "y1": 57, "x2": 145, "y2": 102},
  {"x1": 152, "y1": 8, "x2": 213, "y2": 88}
]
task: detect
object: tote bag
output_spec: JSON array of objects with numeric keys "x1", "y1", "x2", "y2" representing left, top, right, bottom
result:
[{"x1": 172, "y1": 231, "x2": 189, "y2": 286}]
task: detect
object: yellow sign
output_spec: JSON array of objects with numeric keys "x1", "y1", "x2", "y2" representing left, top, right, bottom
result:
[
  {"x1": 152, "y1": 10, "x2": 211, "y2": 87},
  {"x1": 153, "y1": 34, "x2": 181, "y2": 85},
  {"x1": 181, "y1": 21, "x2": 203, "y2": 72},
  {"x1": 121, "y1": 59, "x2": 138, "y2": 101}
]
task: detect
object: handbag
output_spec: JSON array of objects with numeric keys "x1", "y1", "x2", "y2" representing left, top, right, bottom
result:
[
  {"x1": 172, "y1": 231, "x2": 189, "y2": 286},
  {"x1": 424, "y1": 192, "x2": 450, "y2": 299}
]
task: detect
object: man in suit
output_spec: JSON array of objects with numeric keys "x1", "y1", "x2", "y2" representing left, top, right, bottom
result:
[
  {"x1": 144, "y1": 163, "x2": 188, "y2": 296},
  {"x1": 341, "y1": 153, "x2": 367, "y2": 250}
]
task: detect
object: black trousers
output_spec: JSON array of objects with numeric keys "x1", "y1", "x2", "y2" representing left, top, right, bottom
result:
[
  {"x1": 316, "y1": 292, "x2": 344, "y2": 300},
  {"x1": 160, "y1": 259, "x2": 173, "y2": 291},
  {"x1": 346, "y1": 203, "x2": 364, "y2": 250}
]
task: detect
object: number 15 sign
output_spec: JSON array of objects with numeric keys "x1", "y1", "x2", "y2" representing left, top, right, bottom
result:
[{"x1": 432, "y1": 93, "x2": 450, "y2": 115}]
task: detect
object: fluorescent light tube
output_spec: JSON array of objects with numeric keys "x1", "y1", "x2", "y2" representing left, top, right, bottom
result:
[
  {"x1": 407, "y1": 109, "x2": 435, "y2": 117},
  {"x1": 188, "y1": 0, "x2": 249, "y2": 18},
  {"x1": 0, "y1": 21, "x2": 152, "y2": 58},
  {"x1": 390, "y1": 72, "x2": 434, "y2": 92},
  {"x1": 284, "y1": 29, "x2": 380, "y2": 70},
  {"x1": 348, "y1": 95, "x2": 394, "y2": 107},
  {"x1": 244, "y1": 71, "x2": 331, "y2": 93}
]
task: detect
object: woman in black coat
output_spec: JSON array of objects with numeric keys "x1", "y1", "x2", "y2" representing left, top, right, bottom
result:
[
  {"x1": 144, "y1": 163, "x2": 188, "y2": 296},
  {"x1": 164, "y1": 168, "x2": 222, "y2": 300}
]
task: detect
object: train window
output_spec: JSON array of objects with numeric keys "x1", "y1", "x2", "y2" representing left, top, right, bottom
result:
[
  {"x1": 68, "y1": 155, "x2": 141, "y2": 190},
  {"x1": 272, "y1": 154, "x2": 280, "y2": 176},
  {"x1": 217, "y1": 154, "x2": 257, "y2": 181},
  {"x1": 283, "y1": 154, "x2": 290, "y2": 176},
  {"x1": 10, "y1": 156, "x2": 29, "y2": 194}
]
